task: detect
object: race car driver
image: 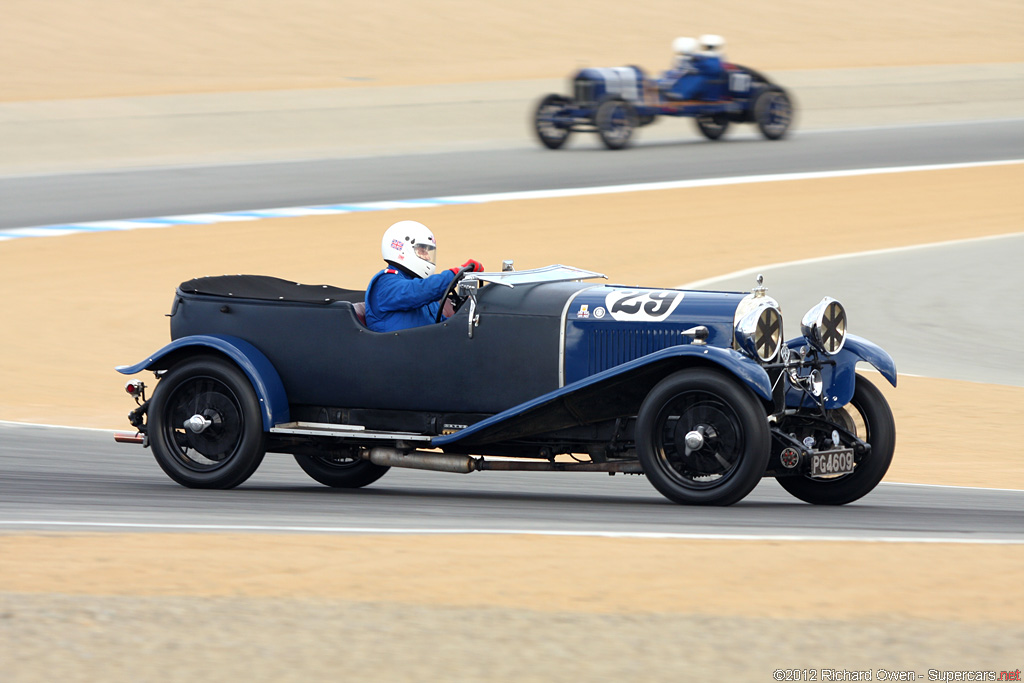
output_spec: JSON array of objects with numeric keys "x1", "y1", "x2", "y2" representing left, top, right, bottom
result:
[
  {"x1": 364, "y1": 220, "x2": 483, "y2": 332},
  {"x1": 662, "y1": 35, "x2": 727, "y2": 101}
]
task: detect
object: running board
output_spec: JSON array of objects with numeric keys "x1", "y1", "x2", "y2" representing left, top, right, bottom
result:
[{"x1": 269, "y1": 421, "x2": 433, "y2": 444}]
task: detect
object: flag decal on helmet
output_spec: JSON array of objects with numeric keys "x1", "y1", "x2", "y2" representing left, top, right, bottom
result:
[{"x1": 391, "y1": 239, "x2": 404, "y2": 250}]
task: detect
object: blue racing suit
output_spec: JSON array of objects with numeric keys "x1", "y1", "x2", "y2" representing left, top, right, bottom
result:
[
  {"x1": 663, "y1": 54, "x2": 726, "y2": 101},
  {"x1": 364, "y1": 266, "x2": 456, "y2": 332}
]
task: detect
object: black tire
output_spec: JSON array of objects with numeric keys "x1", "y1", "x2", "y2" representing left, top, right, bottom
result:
[
  {"x1": 533, "y1": 94, "x2": 573, "y2": 150},
  {"x1": 695, "y1": 113, "x2": 730, "y2": 140},
  {"x1": 595, "y1": 98, "x2": 638, "y2": 150},
  {"x1": 752, "y1": 86, "x2": 793, "y2": 140},
  {"x1": 636, "y1": 368, "x2": 771, "y2": 505},
  {"x1": 148, "y1": 356, "x2": 266, "y2": 489},
  {"x1": 776, "y1": 375, "x2": 895, "y2": 505},
  {"x1": 293, "y1": 451, "x2": 389, "y2": 488}
]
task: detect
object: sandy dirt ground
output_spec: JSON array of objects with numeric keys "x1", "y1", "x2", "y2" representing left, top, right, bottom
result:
[
  {"x1": 2, "y1": 535, "x2": 1022, "y2": 681},
  {"x1": 3, "y1": 0, "x2": 1023, "y2": 101},
  {"x1": 2, "y1": 2, "x2": 1023, "y2": 680}
]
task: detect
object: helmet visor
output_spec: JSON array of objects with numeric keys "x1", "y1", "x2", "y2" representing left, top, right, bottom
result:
[{"x1": 414, "y1": 243, "x2": 436, "y2": 265}]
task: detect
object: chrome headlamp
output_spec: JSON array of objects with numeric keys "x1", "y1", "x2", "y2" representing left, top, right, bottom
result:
[
  {"x1": 801, "y1": 297, "x2": 847, "y2": 355},
  {"x1": 735, "y1": 302, "x2": 783, "y2": 362},
  {"x1": 734, "y1": 275, "x2": 783, "y2": 363}
]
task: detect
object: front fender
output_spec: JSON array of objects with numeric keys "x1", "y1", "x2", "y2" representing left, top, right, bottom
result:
[
  {"x1": 435, "y1": 344, "x2": 770, "y2": 447},
  {"x1": 842, "y1": 334, "x2": 897, "y2": 387},
  {"x1": 116, "y1": 334, "x2": 289, "y2": 430},
  {"x1": 785, "y1": 333, "x2": 897, "y2": 409}
]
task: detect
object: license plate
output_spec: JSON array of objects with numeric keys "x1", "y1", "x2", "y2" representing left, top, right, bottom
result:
[{"x1": 810, "y1": 448, "x2": 856, "y2": 478}]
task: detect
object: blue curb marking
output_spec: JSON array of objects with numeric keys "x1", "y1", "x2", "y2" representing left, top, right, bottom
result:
[
  {"x1": 3, "y1": 160, "x2": 1019, "y2": 242},
  {"x1": 0, "y1": 197, "x2": 478, "y2": 241}
]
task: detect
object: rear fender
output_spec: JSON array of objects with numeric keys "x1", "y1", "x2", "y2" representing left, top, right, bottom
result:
[{"x1": 116, "y1": 334, "x2": 289, "y2": 430}]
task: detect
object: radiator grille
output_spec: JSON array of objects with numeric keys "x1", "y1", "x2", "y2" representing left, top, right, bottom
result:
[
  {"x1": 588, "y1": 327, "x2": 685, "y2": 375},
  {"x1": 574, "y1": 79, "x2": 595, "y2": 105}
]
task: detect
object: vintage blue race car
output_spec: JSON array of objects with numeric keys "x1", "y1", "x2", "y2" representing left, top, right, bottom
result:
[
  {"x1": 534, "y1": 63, "x2": 793, "y2": 149},
  {"x1": 116, "y1": 264, "x2": 895, "y2": 506}
]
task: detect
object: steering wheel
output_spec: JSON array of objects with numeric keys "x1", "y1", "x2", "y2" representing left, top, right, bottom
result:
[{"x1": 435, "y1": 265, "x2": 473, "y2": 323}]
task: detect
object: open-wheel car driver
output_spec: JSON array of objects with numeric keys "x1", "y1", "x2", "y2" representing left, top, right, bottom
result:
[{"x1": 364, "y1": 220, "x2": 483, "y2": 332}]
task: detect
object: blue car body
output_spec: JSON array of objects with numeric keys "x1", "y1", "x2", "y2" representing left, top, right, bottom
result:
[
  {"x1": 534, "y1": 62, "x2": 794, "y2": 149},
  {"x1": 116, "y1": 265, "x2": 896, "y2": 505}
]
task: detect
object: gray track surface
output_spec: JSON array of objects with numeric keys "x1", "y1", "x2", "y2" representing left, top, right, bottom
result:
[
  {"x1": 691, "y1": 234, "x2": 1024, "y2": 388},
  {"x1": 2, "y1": 119, "x2": 1023, "y2": 230},
  {"x1": 2, "y1": 422, "x2": 1022, "y2": 541}
]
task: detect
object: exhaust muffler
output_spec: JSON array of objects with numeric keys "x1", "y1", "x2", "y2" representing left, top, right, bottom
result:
[{"x1": 365, "y1": 447, "x2": 477, "y2": 474}]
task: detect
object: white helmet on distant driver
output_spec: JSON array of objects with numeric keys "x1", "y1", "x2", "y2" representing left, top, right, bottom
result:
[
  {"x1": 672, "y1": 36, "x2": 698, "y2": 56},
  {"x1": 699, "y1": 34, "x2": 725, "y2": 53},
  {"x1": 381, "y1": 220, "x2": 437, "y2": 279}
]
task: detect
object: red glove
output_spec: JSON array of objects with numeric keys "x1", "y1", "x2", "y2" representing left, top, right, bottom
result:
[{"x1": 450, "y1": 259, "x2": 484, "y2": 275}]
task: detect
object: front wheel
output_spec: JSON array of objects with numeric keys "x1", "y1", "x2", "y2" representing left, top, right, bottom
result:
[
  {"x1": 148, "y1": 356, "x2": 266, "y2": 489},
  {"x1": 695, "y1": 113, "x2": 730, "y2": 140},
  {"x1": 776, "y1": 375, "x2": 895, "y2": 505},
  {"x1": 294, "y1": 450, "x2": 389, "y2": 488},
  {"x1": 533, "y1": 94, "x2": 573, "y2": 150},
  {"x1": 636, "y1": 369, "x2": 771, "y2": 505},
  {"x1": 595, "y1": 98, "x2": 638, "y2": 150}
]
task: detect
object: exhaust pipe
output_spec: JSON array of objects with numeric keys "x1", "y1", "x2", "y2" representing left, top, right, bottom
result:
[
  {"x1": 114, "y1": 432, "x2": 146, "y2": 445},
  {"x1": 363, "y1": 447, "x2": 645, "y2": 475},
  {"x1": 365, "y1": 447, "x2": 477, "y2": 474}
]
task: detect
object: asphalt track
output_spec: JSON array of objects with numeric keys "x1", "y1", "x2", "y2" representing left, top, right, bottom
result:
[
  {"x1": 1, "y1": 422, "x2": 1022, "y2": 541},
  {"x1": 689, "y1": 233, "x2": 1024, "y2": 388},
  {"x1": 2, "y1": 119, "x2": 1023, "y2": 230},
  {"x1": 2, "y1": 119, "x2": 1023, "y2": 538}
]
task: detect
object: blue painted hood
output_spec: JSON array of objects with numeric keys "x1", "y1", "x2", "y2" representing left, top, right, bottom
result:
[{"x1": 562, "y1": 285, "x2": 747, "y2": 385}]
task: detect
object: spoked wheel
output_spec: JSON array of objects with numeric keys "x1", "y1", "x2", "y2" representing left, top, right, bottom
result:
[
  {"x1": 533, "y1": 94, "x2": 573, "y2": 150},
  {"x1": 776, "y1": 375, "x2": 895, "y2": 505},
  {"x1": 637, "y1": 369, "x2": 770, "y2": 505},
  {"x1": 752, "y1": 86, "x2": 793, "y2": 140},
  {"x1": 148, "y1": 356, "x2": 266, "y2": 489},
  {"x1": 595, "y1": 98, "x2": 638, "y2": 150},
  {"x1": 695, "y1": 113, "x2": 730, "y2": 140},
  {"x1": 294, "y1": 448, "x2": 389, "y2": 488}
]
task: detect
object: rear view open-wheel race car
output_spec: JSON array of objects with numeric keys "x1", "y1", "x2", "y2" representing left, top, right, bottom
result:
[
  {"x1": 116, "y1": 264, "x2": 895, "y2": 506},
  {"x1": 534, "y1": 60, "x2": 794, "y2": 150}
]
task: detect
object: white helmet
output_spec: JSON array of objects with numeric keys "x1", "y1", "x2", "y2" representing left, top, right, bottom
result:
[
  {"x1": 381, "y1": 220, "x2": 437, "y2": 279},
  {"x1": 699, "y1": 34, "x2": 725, "y2": 52},
  {"x1": 672, "y1": 36, "x2": 698, "y2": 56}
]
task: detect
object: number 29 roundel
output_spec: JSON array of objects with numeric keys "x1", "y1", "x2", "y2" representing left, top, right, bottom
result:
[{"x1": 603, "y1": 288, "x2": 684, "y2": 322}]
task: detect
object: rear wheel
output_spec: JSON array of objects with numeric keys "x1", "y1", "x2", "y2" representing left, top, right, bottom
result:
[
  {"x1": 148, "y1": 356, "x2": 266, "y2": 489},
  {"x1": 752, "y1": 86, "x2": 793, "y2": 140},
  {"x1": 595, "y1": 98, "x2": 638, "y2": 150},
  {"x1": 294, "y1": 449, "x2": 389, "y2": 488},
  {"x1": 534, "y1": 94, "x2": 573, "y2": 150},
  {"x1": 776, "y1": 375, "x2": 895, "y2": 505},
  {"x1": 695, "y1": 113, "x2": 730, "y2": 140},
  {"x1": 637, "y1": 369, "x2": 771, "y2": 505}
]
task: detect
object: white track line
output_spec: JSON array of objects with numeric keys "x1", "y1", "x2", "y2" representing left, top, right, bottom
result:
[
  {"x1": 680, "y1": 231, "x2": 1024, "y2": 289},
  {"x1": 2, "y1": 159, "x2": 1020, "y2": 241},
  {"x1": 0, "y1": 520, "x2": 1020, "y2": 544}
]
